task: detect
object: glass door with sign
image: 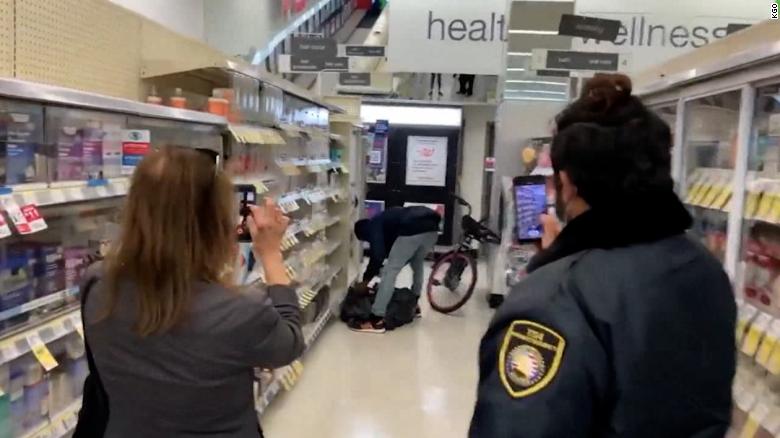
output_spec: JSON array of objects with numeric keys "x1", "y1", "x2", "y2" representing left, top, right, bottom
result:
[{"x1": 681, "y1": 90, "x2": 742, "y2": 263}]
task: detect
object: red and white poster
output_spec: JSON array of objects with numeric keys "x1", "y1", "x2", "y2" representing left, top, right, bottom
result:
[{"x1": 405, "y1": 136, "x2": 448, "y2": 187}]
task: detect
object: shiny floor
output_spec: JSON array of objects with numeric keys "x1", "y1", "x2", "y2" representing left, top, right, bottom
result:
[{"x1": 262, "y1": 264, "x2": 495, "y2": 438}]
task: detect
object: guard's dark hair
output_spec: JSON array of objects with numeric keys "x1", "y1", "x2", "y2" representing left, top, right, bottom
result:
[
  {"x1": 552, "y1": 73, "x2": 673, "y2": 208},
  {"x1": 354, "y1": 219, "x2": 370, "y2": 241}
]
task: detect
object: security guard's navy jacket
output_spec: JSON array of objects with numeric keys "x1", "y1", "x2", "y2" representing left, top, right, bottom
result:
[{"x1": 470, "y1": 192, "x2": 736, "y2": 438}]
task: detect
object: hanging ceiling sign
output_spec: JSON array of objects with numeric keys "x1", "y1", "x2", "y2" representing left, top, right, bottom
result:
[
  {"x1": 387, "y1": 0, "x2": 508, "y2": 75},
  {"x1": 572, "y1": 0, "x2": 767, "y2": 72},
  {"x1": 344, "y1": 45, "x2": 386, "y2": 57},
  {"x1": 532, "y1": 49, "x2": 629, "y2": 72},
  {"x1": 558, "y1": 14, "x2": 621, "y2": 41},
  {"x1": 536, "y1": 69, "x2": 571, "y2": 78},
  {"x1": 291, "y1": 34, "x2": 337, "y2": 58},
  {"x1": 339, "y1": 73, "x2": 372, "y2": 86}
]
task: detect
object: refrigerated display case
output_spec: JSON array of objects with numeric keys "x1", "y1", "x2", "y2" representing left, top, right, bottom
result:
[
  {"x1": 637, "y1": 24, "x2": 780, "y2": 437},
  {"x1": 682, "y1": 90, "x2": 742, "y2": 263}
]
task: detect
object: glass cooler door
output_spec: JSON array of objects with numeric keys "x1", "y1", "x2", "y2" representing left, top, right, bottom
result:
[
  {"x1": 739, "y1": 84, "x2": 780, "y2": 317},
  {"x1": 682, "y1": 90, "x2": 743, "y2": 264}
]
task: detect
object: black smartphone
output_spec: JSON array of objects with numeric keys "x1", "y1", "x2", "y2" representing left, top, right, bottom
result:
[
  {"x1": 513, "y1": 175, "x2": 547, "y2": 243},
  {"x1": 235, "y1": 184, "x2": 257, "y2": 242}
]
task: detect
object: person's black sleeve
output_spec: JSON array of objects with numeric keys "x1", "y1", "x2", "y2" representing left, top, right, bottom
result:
[
  {"x1": 469, "y1": 273, "x2": 610, "y2": 438},
  {"x1": 362, "y1": 222, "x2": 385, "y2": 283}
]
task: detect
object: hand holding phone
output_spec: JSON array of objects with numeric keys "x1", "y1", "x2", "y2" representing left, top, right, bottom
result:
[
  {"x1": 235, "y1": 185, "x2": 257, "y2": 242},
  {"x1": 513, "y1": 176, "x2": 547, "y2": 243}
]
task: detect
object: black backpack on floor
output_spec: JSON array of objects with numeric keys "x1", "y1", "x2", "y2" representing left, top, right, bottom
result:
[
  {"x1": 384, "y1": 288, "x2": 417, "y2": 330},
  {"x1": 339, "y1": 285, "x2": 373, "y2": 323}
]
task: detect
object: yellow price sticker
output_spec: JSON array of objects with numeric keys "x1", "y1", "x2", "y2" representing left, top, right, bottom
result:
[
  {"x1": 702, "y1": 185, "x2": 724, "y2": 208},
  {"x1": 742, "y1": 313, "x2": 772, "y2": 357},
  {"x1": 768, "y1": 343, "x2": 780, "y2": 375},
  {"x1": 692, "y1": 183, "x2": 712, "y2": 206},
  {"x1": 26, "y1": 333, "x2": 59, "y2": 371},
  {"x1": 756, "y1": 193, "x2": 776, "y2": 220},
  {"x1": 712, "y1": 187, "x2": 733, "y2": 211},
  {"x1": 745, "y1": 191, "x2": 762, "y2": 218},
  {"x1": 756, "y1": 334, "x2": 777, "y2": 368},
  {"x1": 738, "y1": 417, "x2": 760, "y2": 438},
  {"x1": 685, "y1": 183, "x2": 702, "y2": 204}
]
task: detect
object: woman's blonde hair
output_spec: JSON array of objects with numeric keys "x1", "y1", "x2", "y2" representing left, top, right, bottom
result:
[{"x1": 104, "y1": 146, "x2": 236, "y2": 336}]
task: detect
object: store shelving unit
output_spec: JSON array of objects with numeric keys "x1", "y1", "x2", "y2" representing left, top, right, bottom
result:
[
  {"x1": 0, "y1": 78, "x2": 226, "y2": 438},
  {"x1": 0, "y1": 73, "x2": 357, "y2": 437},
  {"x1": 638, "y1": 21, "x2": 780, "y2": 437}
]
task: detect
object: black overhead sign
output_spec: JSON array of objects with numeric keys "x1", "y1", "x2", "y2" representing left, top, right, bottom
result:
[
  {"x1": 726, "y1": 23, "x2": 751, "y2": 35},
  {"x1": 558, "y1": 14, "x2": 621, "y2": 41},
  {"x1": 291, "y1": 35, "x2": 337, "y2": 57},
  {"x1": 345, "y1": 45, "x2": 386, "y2": 57},
  {"x1": 290, "y1": 56, "x2": 324, "y2": 72},
  {"x1": 536, "y1": 69, "x2": 570, "y2": 78},
  {"x1": 323, "y1": 57, "x2": 349, "y2": 71},
  {"x1": 546, "y1": 50, "x2": 620, "y2": 72},
  {"x1": 339, "y1": 73, "x2": 372, "y2": 86}
]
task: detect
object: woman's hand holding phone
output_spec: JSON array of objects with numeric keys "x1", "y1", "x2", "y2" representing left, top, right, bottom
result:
[{"x1": 248, "y1": 198, "x2": 290, "y2": 285}]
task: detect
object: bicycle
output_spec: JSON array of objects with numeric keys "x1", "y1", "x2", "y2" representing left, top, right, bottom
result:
[{"x1": 427, "y1": 195, "x2": 501, "y2": 314}]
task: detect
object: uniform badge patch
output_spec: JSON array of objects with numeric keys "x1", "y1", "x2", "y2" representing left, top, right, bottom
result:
[{"x1": 498, "y1": 320, "x2": 566, "y2": 398}]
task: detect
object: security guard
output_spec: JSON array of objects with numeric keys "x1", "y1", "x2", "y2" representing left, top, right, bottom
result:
[{"x1": 469, "y1": 74, "x2": 736, "y2": 438}]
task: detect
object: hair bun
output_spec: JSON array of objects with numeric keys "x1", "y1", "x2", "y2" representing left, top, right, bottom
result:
[{"x1": 581, "y1": 73, "x2": 632, "y2": 112}]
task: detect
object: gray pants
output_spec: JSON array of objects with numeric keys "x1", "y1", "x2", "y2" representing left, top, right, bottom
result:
[{"x1": 372, "y1": 231, "x2": 439, "y2": 317}]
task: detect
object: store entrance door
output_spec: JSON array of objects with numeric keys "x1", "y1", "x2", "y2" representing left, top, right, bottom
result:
[{"x1": 366, "y1": 125, "x2": 460, "y2": 246}]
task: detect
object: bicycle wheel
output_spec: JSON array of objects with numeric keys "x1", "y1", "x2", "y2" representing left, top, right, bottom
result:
[{"x1": 427, "y1": 250, "x2": 477, "y2": 314}]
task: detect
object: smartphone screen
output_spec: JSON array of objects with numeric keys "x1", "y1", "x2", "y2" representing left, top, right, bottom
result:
[
  {"x1": 514, "y1": 177, "x2": 547, "y2": 242},
  {"x1": 235, "y1": 185, "x2": 257, "y2": 242}
]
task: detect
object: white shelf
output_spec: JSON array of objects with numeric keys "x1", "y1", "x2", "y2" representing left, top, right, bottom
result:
[
  {"x1": 0, "y1": 286, "x2": 80, "y2": 325},
  {"x1": 11, "y1": 178, "x2": 130, "y2": 207},
  {"x1": 0, "y1": 304, "x2": 82, "y2": 365},
  {"x1": 20, "y1": 397, "x2": 82, "y2": 438}
]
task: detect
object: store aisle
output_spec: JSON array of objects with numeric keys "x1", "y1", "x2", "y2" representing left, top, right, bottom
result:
[{"x1": 262, "y1": 264, "x2": 495, "y2": 438}]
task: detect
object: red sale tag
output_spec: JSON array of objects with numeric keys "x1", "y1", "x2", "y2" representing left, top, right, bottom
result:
[
  {"x1": 1, "y1": 196, "x2": 31, "y2": 234},
  {"x1": 21, "y1": 204, "x2": 47, "y2": 233}
]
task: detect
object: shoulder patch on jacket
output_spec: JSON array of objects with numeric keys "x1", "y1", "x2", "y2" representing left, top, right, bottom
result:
[{"x1": 499, "y1": 320, "x2": 566, "y2": 398}]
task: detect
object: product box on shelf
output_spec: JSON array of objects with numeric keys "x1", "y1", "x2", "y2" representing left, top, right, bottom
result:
[{"x1": 0, "y1": 100, "x2": 45, "y2": 188}]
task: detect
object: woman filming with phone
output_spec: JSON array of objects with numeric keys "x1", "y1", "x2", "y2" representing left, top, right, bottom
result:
[{"x1": 75, "y1": 146, "x2": 303, "y2": 438}]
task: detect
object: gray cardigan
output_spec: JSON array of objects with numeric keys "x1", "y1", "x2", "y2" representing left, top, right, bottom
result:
[{"x1": 82, "y1": 265, "x2": 304, "y2": 438}]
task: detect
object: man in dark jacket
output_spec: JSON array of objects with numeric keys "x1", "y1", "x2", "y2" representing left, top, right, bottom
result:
[
  {"x1": 469, "y1": 74, "x2": 736, "y2": 437},
  {"x1": 351, "y1": 206, "x2": 441, "y2": 333}
]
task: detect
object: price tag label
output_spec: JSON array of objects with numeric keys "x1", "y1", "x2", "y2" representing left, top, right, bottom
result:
[
  {"x1": 745, "y1": 191, "x2": 762, "y2": 218},
  {"x1": 737, "y1": 304, "x2": 759, "y2": 344},
  {"x1": 757, "y1": 320, "x2": 780, "y2": 368},
  {"x1": 742, "y1": 312, "x2": 773, "y2": 357},
  {"x1": 21, "y1": 204, "x2": 47, "y2": 233},
  {"x1": 26, "y1": 333, "x2": 59, "y2": 371},
  {"x1": 2, "y1": 195, "x2": 31, "y2": 234}
]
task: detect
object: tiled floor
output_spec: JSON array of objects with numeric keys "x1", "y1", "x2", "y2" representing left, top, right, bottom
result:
[{"x1": 262, "y1": 264, "x2": 495, "y2": 438}]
